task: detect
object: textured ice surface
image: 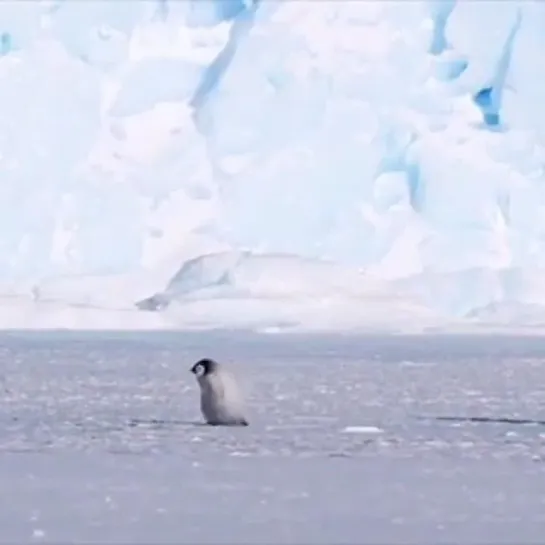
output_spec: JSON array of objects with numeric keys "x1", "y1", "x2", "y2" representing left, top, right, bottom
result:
[
  {"x1": 1, "y1": 332, "x2": 545, "y2": 543},
  {"x1": 1, "y1": 1, "x2": 545, "y2": 328}
]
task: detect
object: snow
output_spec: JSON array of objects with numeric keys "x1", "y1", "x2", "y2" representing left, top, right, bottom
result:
[
  {"x1": 2, "y1": 331, "x2": 545, "y2": 542},
  {"x1": 1, "y1": 1, "x2": 545, "y2": 330}
]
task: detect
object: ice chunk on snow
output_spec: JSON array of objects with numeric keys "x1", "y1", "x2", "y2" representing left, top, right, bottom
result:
[
  {"x1": 135, "y1": 251, "x2": 378, "y2": 310},
  {"x1": 133, "y1": 251, "x2": 446, "y2": 334},
  {"x1": 342, "y1": 426, "x2": 383, "y2": 435}
]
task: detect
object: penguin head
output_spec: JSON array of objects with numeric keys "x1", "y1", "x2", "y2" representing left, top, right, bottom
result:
[{"x1": 190, "y1": 358, "x2": 219, "y2": 378}]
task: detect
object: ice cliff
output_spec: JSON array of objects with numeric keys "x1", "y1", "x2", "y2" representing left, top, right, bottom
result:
[{"x1": 1, "y1": 0, "x2": 545, "y2": 330}]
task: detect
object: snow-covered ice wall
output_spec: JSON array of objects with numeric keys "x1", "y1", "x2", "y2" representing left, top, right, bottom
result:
[{"x1": 1, "y1": 0, "x2": 545, "y2": 329}]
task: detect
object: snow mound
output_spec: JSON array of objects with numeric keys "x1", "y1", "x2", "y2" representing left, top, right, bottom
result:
[
  {"x1": 136, "y1": 251, "x2": 400, "y2": 309},
  {"x1": 134, "y1": 251, "x2": 448, "y2": 333}
]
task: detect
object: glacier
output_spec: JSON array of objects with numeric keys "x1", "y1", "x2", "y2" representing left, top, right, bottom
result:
[{"x1": 1, "y1": 0, "x2": 545, "y2": 331}]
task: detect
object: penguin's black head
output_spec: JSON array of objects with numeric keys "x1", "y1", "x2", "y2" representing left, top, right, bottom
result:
[{"x1": 190, "y1": 358, "x2": 219, "y2": 378}]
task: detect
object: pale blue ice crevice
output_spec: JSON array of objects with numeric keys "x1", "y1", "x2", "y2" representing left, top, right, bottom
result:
[
  {"x1": 473, "y1": 7, "x2": 522, "y2": 128},
  {"x1": 190, "y1": 1, "x2": 262, "y2": 192},
  {"x1": 427, "y1": 0, "x2": 456, "y2": 56}
]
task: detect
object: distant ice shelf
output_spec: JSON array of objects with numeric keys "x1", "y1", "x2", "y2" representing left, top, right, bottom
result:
[{"x1": 0, "y1": 0, "x2": 545, "y2": 330}]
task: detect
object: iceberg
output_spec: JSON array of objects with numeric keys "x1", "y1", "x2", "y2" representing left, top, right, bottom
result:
[{"x1": 1, "y1": 0, "x2": 545, "y2": 331}]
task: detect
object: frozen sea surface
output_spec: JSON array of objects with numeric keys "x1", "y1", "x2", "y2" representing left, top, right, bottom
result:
[{"x1": 1, "y1": 331, "x2": 545, "y2": 543}]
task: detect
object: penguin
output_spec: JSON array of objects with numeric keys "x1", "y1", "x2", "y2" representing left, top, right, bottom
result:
[{"x1": 190, "y1": 358, "x2": 249, "y2": 426}]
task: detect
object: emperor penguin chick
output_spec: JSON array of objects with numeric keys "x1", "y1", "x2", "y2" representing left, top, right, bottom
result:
[{"x1": 190, "y1": 358, "x2": 249, "y2": 426}]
